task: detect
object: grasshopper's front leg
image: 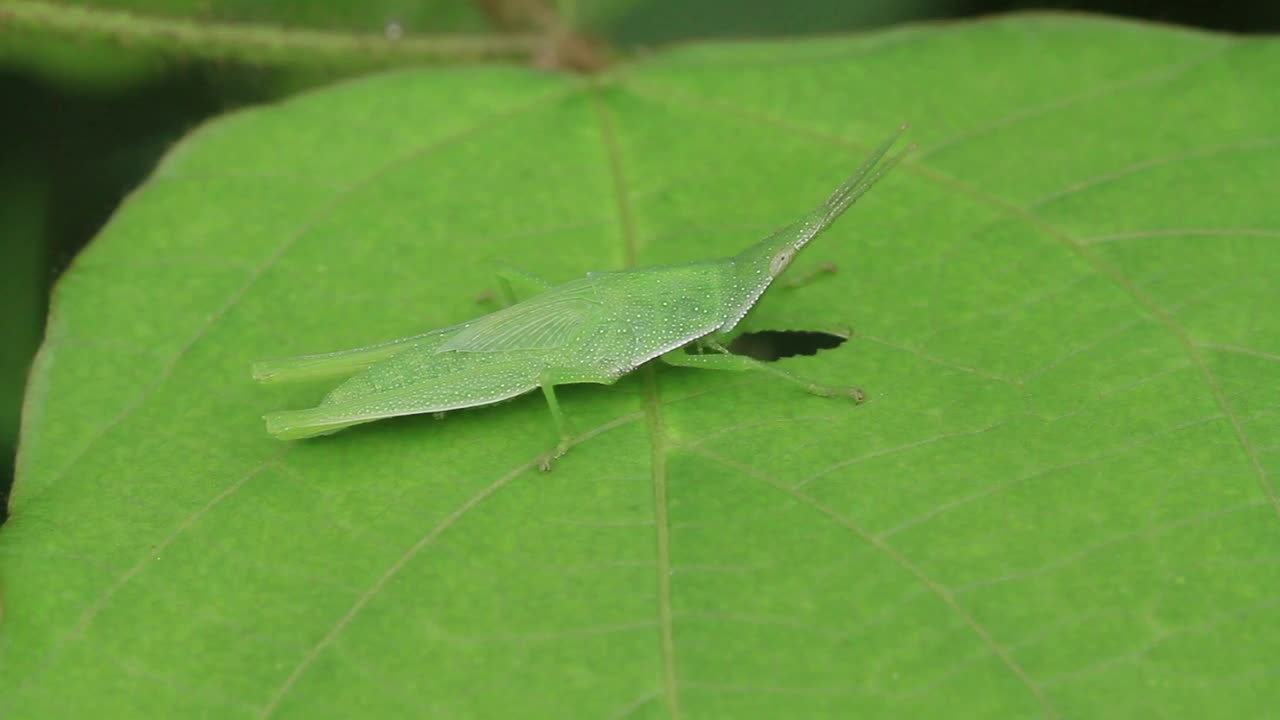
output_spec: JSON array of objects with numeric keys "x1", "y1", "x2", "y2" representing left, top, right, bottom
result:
[
  {"x1": 660, "y1": 338, "x2": 865, "y2": 403},
  {"x1": 784, "y1": 262, "x2": 838, "y2": 289}
]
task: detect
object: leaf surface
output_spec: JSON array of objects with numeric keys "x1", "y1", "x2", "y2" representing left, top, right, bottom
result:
[{"x1": 4, "y1": 15, "x2": 1279, "y2": 719}]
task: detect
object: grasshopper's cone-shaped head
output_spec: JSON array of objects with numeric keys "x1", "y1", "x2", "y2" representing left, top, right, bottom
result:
[{"x1": 722, "y1": 125, "x2": 914, "y2": 331}]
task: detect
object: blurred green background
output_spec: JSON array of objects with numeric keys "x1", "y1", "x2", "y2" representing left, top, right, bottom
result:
[{"x1": 1, "y1": 0, "x2": 1277, "y2": 522}]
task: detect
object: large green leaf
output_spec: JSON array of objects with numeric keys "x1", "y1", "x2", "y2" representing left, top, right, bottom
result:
[{"x1": 4, "y1": 15, "x2": 1279, "y2": 718}]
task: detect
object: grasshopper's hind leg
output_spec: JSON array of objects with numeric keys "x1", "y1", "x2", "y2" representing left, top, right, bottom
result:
[
  {"x1": 480, "y1": 264, "x2": 554, "y2": 307},
  {"x1": 660, "y1": 339, "x2": 865, "y2": 403},
  {"x1": 253, "y1": 334, "x2": 433, "y2": 384}
]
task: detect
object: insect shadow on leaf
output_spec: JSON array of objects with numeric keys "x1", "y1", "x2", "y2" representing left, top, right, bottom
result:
[{"x1": 725, "y1": 330, "x2": 849, "y2": 362}]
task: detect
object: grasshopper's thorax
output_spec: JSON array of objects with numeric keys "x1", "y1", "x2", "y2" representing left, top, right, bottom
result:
[{"x1": 720, "y1": 210, "x2": 825, "y2": 332}]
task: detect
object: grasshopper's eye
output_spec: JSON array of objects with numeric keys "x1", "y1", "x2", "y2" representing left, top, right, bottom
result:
[{"x1": 770, "y1": 247, "x2": 796, "y2": 277}]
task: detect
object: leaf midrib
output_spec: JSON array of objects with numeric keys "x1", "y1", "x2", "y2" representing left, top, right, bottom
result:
[{"x1": 588, "y1": 79, "x2": 683, "y2": 718}]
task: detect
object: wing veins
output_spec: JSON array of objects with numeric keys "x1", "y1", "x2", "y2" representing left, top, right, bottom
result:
[{"x1": 439, "y1": 282, "x2": 601, "y2": 353}]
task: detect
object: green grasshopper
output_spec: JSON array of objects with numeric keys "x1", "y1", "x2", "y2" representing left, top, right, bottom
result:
[{"x1": 254, "y1": 126, "x2": 911, "y2": 469}]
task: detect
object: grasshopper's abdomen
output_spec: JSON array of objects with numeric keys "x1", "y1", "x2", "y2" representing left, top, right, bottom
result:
[
  {"x1": 322, "y1": 336, "x2": 544, "y2": 410},
  {"x1": 264, "y1": 332, "x2": 550, "y2": 439}
]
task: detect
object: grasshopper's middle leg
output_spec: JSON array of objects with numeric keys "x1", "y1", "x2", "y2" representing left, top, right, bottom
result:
[
  {"x1": 538, "y1": 379, "x2": 572, "y2": 472},
  {"x1": 534, "y1": 368, "x2": 623, "y2": 471},
  {"x1": 660, "y1": 339, "x2": 865, "y2": 403}
]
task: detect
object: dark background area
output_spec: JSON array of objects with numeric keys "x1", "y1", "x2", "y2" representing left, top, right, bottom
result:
[{"x1": 2, "y1": 0, "x2": 1277, "y2": 522}]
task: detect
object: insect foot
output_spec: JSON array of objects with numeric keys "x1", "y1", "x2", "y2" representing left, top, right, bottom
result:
[
  {"x1": 535, "y1": 443, "x2": 565, "y2": 471},
  {"x1": 538, "y1": 439, "x2": 572, "y2": 473},
  {"x1": 806, "y1": 382, "x2": 866, "y2": 404}
]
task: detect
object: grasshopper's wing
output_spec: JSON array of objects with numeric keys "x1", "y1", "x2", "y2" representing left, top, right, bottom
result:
[
  {"x1": 438, "y1": 280, "x2": 601, "y2": 353},
  {"x1": 252, "y1": 324, "x2": 460, "y2": 384}
]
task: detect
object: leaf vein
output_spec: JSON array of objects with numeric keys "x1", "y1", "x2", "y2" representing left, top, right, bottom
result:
[{"x1": 689, "y1": 446, "x2": 1060, "y2": 718}]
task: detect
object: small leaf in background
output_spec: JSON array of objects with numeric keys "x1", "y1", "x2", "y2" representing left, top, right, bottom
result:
[{"x1": 3, "y1": 15, "x2": 1279, "y2": 719}]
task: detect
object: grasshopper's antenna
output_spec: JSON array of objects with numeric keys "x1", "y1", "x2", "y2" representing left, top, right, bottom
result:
[
  {"x1": 821, "y1": 123, "x2": 914, "y2": 223},
  {"x1": 735, "y1": 123, "x2": 915, "y2": 262}
]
